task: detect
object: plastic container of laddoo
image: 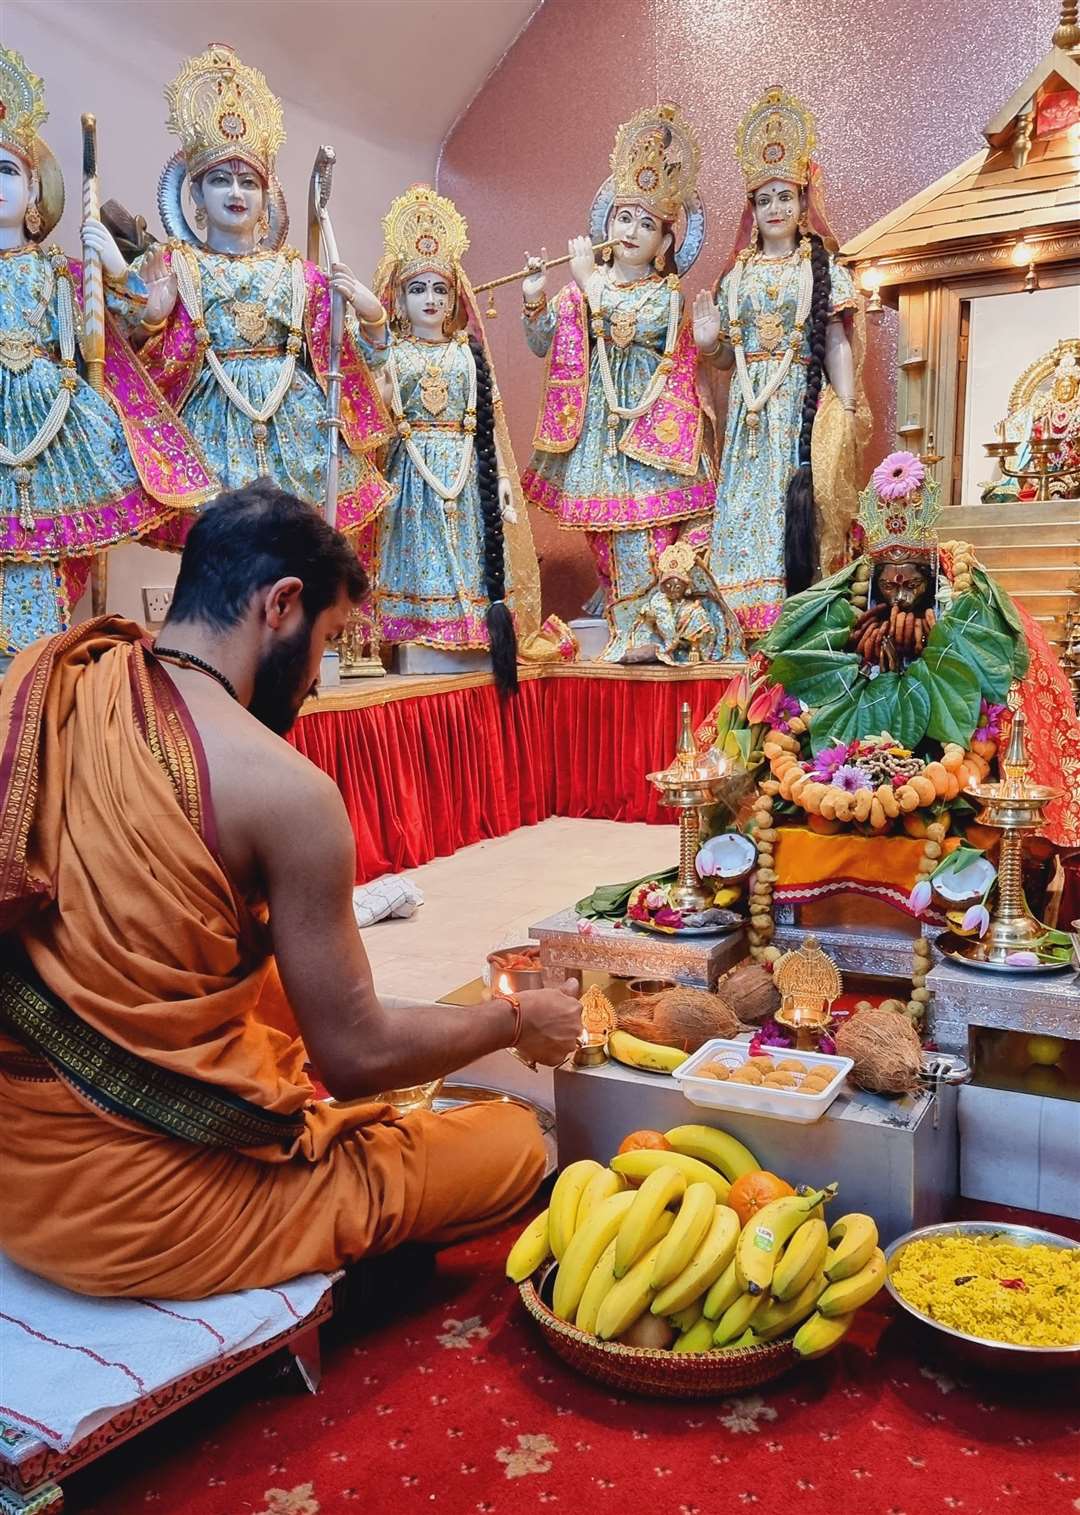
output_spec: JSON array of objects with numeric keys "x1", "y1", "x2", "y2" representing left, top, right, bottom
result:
[{"x1": 672, "y1": 1037, "x2": 853, "y2": 1123}]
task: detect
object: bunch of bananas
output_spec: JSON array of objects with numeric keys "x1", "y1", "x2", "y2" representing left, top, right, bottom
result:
[{"x1": 506, "y1": 1128, "x2": 887, "y2": 1362}]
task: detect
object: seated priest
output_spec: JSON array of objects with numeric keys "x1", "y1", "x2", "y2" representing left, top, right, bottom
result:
[{"x1": 0, "y1": 480, "x2": 581, "y2": 1299}]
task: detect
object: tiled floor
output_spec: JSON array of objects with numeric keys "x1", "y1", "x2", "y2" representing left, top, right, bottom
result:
[{"x1": 361, "y1": 816, "x2": 677, "y2": 1002}]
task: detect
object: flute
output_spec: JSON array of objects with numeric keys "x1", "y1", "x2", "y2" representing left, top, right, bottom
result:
[{"x1": 473, "y1": 239, "x2": 617, "y2": 295}]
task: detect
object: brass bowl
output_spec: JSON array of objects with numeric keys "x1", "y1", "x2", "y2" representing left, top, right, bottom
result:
[
  {"x1": 487, "y1": 944, "x2": 545, "y2": 994},
  {"x1": 519, "y1": 1263, "x2": 796, "y2": 1398},
  {"x1": 627, "y1": 978, "x2": 677, "y2": 996},
  {"x1": 884, "y1": 1221, "x2": 1080, "y2": 1373}
]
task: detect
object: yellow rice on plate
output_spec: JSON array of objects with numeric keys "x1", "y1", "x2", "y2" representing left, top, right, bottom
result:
[{"x1": 889, "y1": 1234, "x2": 1080, "y2": 1347}]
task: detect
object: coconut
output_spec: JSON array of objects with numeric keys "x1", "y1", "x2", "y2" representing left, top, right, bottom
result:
[
  {"x1": 617, "y1": 986, "x2": 740, "y2": 1052},
  {"x1": 718, "y1": 961, "x2": 781, "y2": 1024},
  {"x1": 930, "y1": 856, "x2": 996, "y2": 912},
  {"x1": 835, "y1": 1005, "x2": 923, "y2": 1094},
  {"x1": 696, "y1": 831, "x2": 757, "y2": 883}
]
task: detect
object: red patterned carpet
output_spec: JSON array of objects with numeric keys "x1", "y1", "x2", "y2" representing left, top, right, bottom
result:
[{"x1": 67, "y1": 1204, "x2": 1080, "y2": 1515}]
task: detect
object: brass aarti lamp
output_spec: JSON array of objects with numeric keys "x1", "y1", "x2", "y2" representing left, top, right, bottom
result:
[
  {"x1": 983, "y1": 425, "x2": 1070, "y2": 504},
  {"x1": 773, "y1": 935, "x2": 842, "y2": 1049},
  {"x1": 647, "y1": 703, "x2": 740, "y2": 913},
  {"x1": 573, "y1": 985, "x2": 616, "y2": 1068},
  {"x1": 941, "y1": 708, "x2": 1062, "y2": 970}
]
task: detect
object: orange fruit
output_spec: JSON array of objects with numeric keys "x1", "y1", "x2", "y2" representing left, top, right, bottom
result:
[
  {"x1": 617, "y1": 1129, "x2": 673, "y2": 1155},
  {"x1": 727, "y1": 1170, "x2": 795, "y2": 1228}
]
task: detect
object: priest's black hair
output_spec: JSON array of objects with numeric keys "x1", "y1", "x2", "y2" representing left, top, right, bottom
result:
[
  {"x1": 783, "y1": 232, "x2": 831, "y2": 595},
  {"x1": 470, "y1": 333, "x2": 518, "y2": 696}
]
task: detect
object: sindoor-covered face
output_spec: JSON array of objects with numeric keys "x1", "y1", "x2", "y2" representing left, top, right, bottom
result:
[{"x1": 875, "y1": 561, "x2": 933, "y2": 613}]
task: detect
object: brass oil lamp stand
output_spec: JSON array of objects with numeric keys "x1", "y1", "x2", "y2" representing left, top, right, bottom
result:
[
  {"x1": 983, "y1": 433, "x2": 1069, "y2": 503},
  {"x1": 939, "y1": 709, "x2": 1062, "y2": 970},
  {"x1": 773, "y1": 935, "x2": 842, "y2": 1049},
  {"x1": 646, "y1": 702, "x2": 739, "y2": 913}
]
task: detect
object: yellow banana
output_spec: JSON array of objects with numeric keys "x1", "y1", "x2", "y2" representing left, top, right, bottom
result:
[
  {"x1": 703, "y1": 1256, "x2": 743, "y2": 1319},
  {"x1": 596, "y1": 1228, "x2": 672, "y2": 1340},
  {"x1": 718, "y1": 1328, "x2": 757, "y2": 1352},
  {"x1": 771, "y1": 1216, "x2": 829, "y2": 1302},
  {"x1": 752, "y1": 1270, "x2": 827, "y2": 1341},
  {"x1": 668, "y1": 1302, "x2": 704, "y2": 1334},
  {"x1": 614, "y1": 1165, "x2": 686, "y2": 1277},
  {"x1": 575, "y1": 1166, "x2": 627, "y2": 1228},
  {"x1": 548, "y1": 1159, "x2": 604, "y2": 1260},
  {"x1": 673, "y1": 1315, "x2": 716, "y2": 1353},
  {"x1": 735, "y1": 1184, "x2": 838, "y2": 1296},
  {"x1": 712, "y1": 1288, "x2": 766, "y2": 1345},
  {"x1": 607, "y1": 1029, "x2": 687, "y2": 1074},
  {"x1": 577, "y1": 1211, "x2": 675, "y2": 1335},
  {"x1": 505, "y1": 1208, "x2": 551, "y2": 1283},
  {"x1": 793, "y1": 1309, "x2": 856, "y2": 1359},
  {"x1": 663, "y1": 1123, "x2": 760, "y2": 1181},
  {"x1": 651, "y1": 1205, "x2": 740, "y2": 1317},
  {"x1": 651, "y1": 1182, "x2": 716, "y2": 1289},
  {"x1": 552, "y1": 1190, "x2": 636, "y2": 1320},
  {"x1": 610, "y1": 1149, "x2": 731, "y2": 1202},
  {"x1": 825, "y1": 1213, "x2": 879, "y2": 1282},
  {"x1": 817, "y1": 1246, "x2": 886, "y2": 1317}
]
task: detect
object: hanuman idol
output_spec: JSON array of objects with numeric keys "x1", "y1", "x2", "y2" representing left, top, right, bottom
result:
[
  {"x1": 131, "y1": 44, "x2": 391, "y2": 556},
  {"x1": 0, "y1": 47, "x2": 213, "y2": 655},
  {"x1": 367, "y1": 185, "x2": 540, "y2": 692},
  {"x1": 693, "y1": 87, "x2": 869, "y2": 637},
  {"x1": 519, "y1": 104, "x2": 734, "y2": 662}
]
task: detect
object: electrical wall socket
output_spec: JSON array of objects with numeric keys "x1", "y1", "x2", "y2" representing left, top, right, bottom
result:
[{"x1": 142, "y1": 586, "x2": 174, "y2": 623}]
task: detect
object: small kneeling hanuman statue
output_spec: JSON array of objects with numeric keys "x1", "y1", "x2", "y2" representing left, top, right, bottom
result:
[{"x1": 612, "y1": 541, "x2": 744, "y2": 666}]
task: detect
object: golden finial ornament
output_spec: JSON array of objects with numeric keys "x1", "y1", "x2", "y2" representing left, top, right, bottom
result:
[
  {"x1": 773, "y1": 935, "x2": 842, "y2": 1047},
  {"x1": 609, "y1": 103, "x2": 702, "y2": 222},
  {"x1": 164, "y1": 43, "x2": 285, "y2": 182},
  {"x1": 736, "y1": 86, "x2": 817, "y2": 193}
]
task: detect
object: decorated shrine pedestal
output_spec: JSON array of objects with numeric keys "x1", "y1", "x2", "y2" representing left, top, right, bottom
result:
[
  {"x1": 926, "y1": 959, "x2": 1080, "y2": 1050},
  {"x1": 553, "y1": 1058, "x2": 958, "y2": 1247},
  {"x1": 531, "y1": 907, "x2": 747, "y2": 991}
]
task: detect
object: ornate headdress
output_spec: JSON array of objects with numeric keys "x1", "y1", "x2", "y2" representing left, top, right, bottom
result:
[
  {"x1": 590, "y1": 103, "x2": 706, "y2": 275},
  {"x1": 657, "y1": 541, "x2": 697, "y2": 585},
  {"x1": 373, "y1": 184, "x2": 470, "y2": 294},
  {"x1": 736, "y1": 87, "x2": 816, "y2": 193},
  {"x1": 858, "y1": 452, "x2": 942, "y2": 564},
  {"x1": 164, "y1": 44, "x2": 285, "y2": 183},
  {"x1": 0, "y1": 48, "x2": 63, "y2": 238}
]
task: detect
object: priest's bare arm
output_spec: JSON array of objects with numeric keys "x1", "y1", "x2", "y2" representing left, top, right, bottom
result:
[{"x1": 258, "y1": 760, "x2": 581, "y2": 1099}]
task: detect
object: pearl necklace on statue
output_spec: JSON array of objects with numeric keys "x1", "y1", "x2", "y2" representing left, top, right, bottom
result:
[
  {"x1": 727, "y1": 238, "x2": 813, "y2": 457},
  {"x1": 587, "y1": 269, "x2": 680, "y2": 458},
  {"x1": 387, "y1": 331, "x2": 477, "y2": 505}
]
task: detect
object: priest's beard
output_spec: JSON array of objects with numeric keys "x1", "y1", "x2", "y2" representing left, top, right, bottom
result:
[{"x1": 249, "y1": 622, "x2": 317, "y2": 735}]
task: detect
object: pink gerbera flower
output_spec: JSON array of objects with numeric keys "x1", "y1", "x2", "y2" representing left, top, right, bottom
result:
[{"x1": 873, "y1": 451, "x2": 925, "y2": 502}]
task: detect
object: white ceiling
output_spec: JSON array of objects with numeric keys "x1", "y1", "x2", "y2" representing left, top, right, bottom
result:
[{"x1": 55, "y1": 0, "x2": 543, "y2": 146}]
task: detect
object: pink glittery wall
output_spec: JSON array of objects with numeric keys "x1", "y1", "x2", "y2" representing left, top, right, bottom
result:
[{"x1": 440, "y1": 0, "x2": 1059, "y2": 619}]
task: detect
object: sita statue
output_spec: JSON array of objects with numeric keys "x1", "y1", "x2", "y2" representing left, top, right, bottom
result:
[
  {"x1": 0, "y1": 47, "x2": 213, "y2": 656},
  {"x1": 369, "y1": 185, "x2": 540, "y2": 692},
  {"x1": 606, "y1": 540, "x2": 743, "y2": 666},
  {"x1": 693, "y1": 87, "x2": 870, "y2": 638},
  {"x1": 130, "y1": 44, "x2": 391, "y2": 554},
  {"x1": 519, "y1": 103, "x2": 718, "y2": 660}
]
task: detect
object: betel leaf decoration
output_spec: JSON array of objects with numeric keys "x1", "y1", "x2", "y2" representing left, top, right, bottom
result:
[
  {"x1": 809, "y1": 671, "x2": 931, "y2": 753},
  {"x1": 757, "y1": 565, "x2": 860, "y2": 657},
  {"x1": 906, "y1": 649, "x2": 982, "y2": 747},
  {"x1": 966, "y1": 570, "x2": 1030, "y2": 679},
  {"x1": 766, "y1": 648, "x2": 861, "y2": 709},
  {"x1": 928, "y1": 607, "x2": 1015, "y2": 704}
]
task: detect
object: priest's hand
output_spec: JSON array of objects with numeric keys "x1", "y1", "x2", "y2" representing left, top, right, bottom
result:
[
  {"x1": 332, "y1": 262, "x2": 384, "y2": 326},
  {"x1": 515, "y1": 981, "x2": 582, "y2": 1066},
  {"x1": 692, "y1": 289, "x2": 723, "y2": 353},
  {"x1": 81, "y1": 217, "x2": 128, "y2": 280}
]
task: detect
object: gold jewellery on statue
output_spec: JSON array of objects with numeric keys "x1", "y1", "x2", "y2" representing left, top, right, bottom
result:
[
  {"x1": 373, "y1": 183, "x2": 470, "y2": 292},
  {"x1": 609, "y1": 102, "x2": 702, "y2": 221},
  {"x1": 164, "y1": 43, "x2": 286, "y2": 182},
  {"x1": 736, "y1": 86, "x2": 817, "y2": 192},
  {"x1": 0, "y1": 47, "x2": 64, "y2": 240}
]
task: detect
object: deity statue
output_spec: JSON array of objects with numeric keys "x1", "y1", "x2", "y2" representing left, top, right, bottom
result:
[
  {"x1": 693, "y1": 87, "x2": 870, "y2": 638},
  {"x1": 0, "y1": 47, "x2": 214, "y2": 655},
  {"x1": 519, "y1": 104, "x2": 715, "y2": 661},
  {"x1": 607, "y1": 540, "x2": 743, "y2": 665},
  {"x1": 131, "y1": 45, "x2": 391, "y2": 556},
  {"x1": 369, "y1": 185, "x2": 540, "y2": 691},
  {"x1": 980, "y1": 338, "x2": 1080, "y2": 502}
]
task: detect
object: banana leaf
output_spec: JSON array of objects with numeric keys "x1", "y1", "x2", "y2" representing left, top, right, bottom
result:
[{"x1": 576, "y1": 867, "x2": 678, "y2": 921}]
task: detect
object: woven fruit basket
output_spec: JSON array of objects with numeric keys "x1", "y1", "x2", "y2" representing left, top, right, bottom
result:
[{"x1": 519, "y1": 1272, "x2": 796, "y2": 1398}]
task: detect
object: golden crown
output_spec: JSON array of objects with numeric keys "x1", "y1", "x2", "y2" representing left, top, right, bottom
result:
[
  {"x1": 658, "y1": 541, "x2": 697, "y2": 583},
  {"x1": 736, "y1": 86, "x2": 816, "y2": 193},
  {"x1": 610, "y1": 103, "x2": 701, "y2": 222},
  {"x1": 375, "y1": 183, "x2": 470, "y2": 290},
  {"x1": 858, "y1": 453, "x2": 942, "y2": 564},
  {"x1": 0, "y1": 47, "x2": 48, "y2": 164},
  {"x1": 164, "y1": 44, "x2": 284, "y2": 182}
]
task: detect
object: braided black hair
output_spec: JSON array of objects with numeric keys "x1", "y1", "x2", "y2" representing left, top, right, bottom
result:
[
  {"x1": 783, "y1": 232, "x2": 831, "y2": 595},
  {"x1": 470, "y1": 334, "x2": 518, "y2": 696}
]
